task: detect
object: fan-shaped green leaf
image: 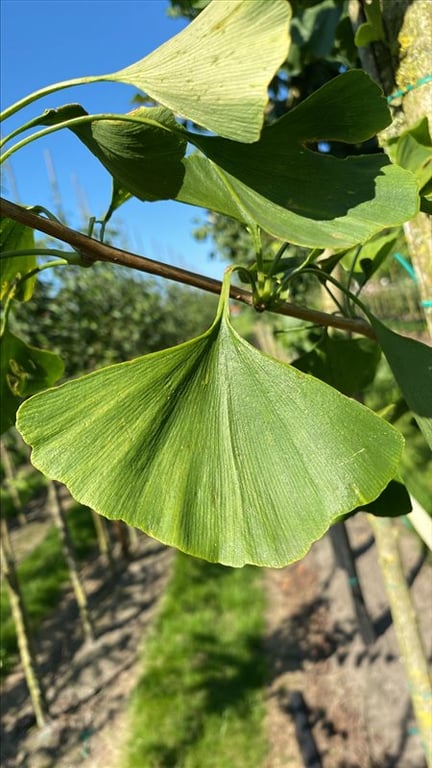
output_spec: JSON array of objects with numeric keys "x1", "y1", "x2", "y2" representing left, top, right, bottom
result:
[
  {"x1": 370, "y1": 317, "x2": 432, "y2": 450},
  {"x1": 387, "y1": 117, "x2": 432, "y2": 192},
  {"x1": 1, "y1": 218, "x2": 36, "y2": 301},
  {"x1": 1, "y1": 329, "x2": 64, "y2": 434},
  {"x1": 354, "y1": 0, "x2": 384, "y2": 46},
  {"x1": 17, "y1": 273, "x2": 403, "y2": 567},
  {"x1": 40, "y1": 105, "x2": 187, "y2": 202},
  {"x1": 107, "y1": 0, "x2": 290, "y2": 142},
  {"x1": 292, "y1": 333, "x2": 381, "y2": 396},
  {"x1": 175, "y1": 150, "x2": 417, "y2": 248},
  {"x1": 52, "y1": 73, "x2": 418, "y2": 249},
  {"x1": 340, "y1": 229, "x2": 399, "y2": 285},
  {"x1": 182, "y1": 71, "x2": 418, "y2": 247}
]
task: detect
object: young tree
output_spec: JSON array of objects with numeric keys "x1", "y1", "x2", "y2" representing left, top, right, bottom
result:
[
  {"x1": 1, "y1": 0, "x2": 431, "y2": 754},
  {"x1": 0, "y1": 515, "x2": 49, "y2": 726}
]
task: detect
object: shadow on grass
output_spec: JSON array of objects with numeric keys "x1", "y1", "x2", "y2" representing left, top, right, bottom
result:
[{"x1": 125, "y1": 556, "x2": 267, "y2": 768}]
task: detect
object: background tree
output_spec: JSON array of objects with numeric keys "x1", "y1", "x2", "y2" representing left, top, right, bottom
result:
[{"x1": 10, "y1": 264, "x2": 218, "y2": 377}]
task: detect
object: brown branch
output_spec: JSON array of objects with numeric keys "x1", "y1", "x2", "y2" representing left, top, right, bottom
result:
[{"x1": 0, "y1": 197, "x2": 376, "y2": 339}]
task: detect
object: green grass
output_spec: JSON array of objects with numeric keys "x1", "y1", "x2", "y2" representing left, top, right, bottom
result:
[
  {"x1": 0, "y1": 470, "x2": 48, "y2": 519},
  {"x1": 124, "y1": 553, "x2": 268, "y2": 768},
  {"x1": 0, "y1": 504, "x2": 97, "y2": 677}
]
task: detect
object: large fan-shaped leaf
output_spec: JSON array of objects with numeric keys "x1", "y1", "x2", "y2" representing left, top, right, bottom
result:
[
  {"x1": 340, "y1": 229, "x2": 399, "y2": 285},
  {"x1": 107, "y1": 0, "x2": 290, "y2": 142},
  {"x1": 53, "y1": 72, "x2": 418, "y2": 248},
  {"x1": 17, "y1": 273, "x2": 403, "y2": 567},
  {"x1": 181, "y1": 70, "x2": 418, "y2": 246},
  {"x1": 175, "y1": 150, "x2": 417, "y2": 248},
  {"x1": 387, "y1": 117, "x2": 432, "y2": 193}
]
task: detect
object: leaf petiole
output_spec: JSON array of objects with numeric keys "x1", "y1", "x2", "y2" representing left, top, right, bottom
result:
[{"x1": 0, "y1": 76, "x2": 102, "y2": 122}]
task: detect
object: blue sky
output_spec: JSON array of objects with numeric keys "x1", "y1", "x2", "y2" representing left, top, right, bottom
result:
[{"x1": 1, "y1": 0, "x2": 225, "y2": 280}]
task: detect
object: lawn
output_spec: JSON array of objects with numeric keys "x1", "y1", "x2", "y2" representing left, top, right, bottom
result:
[{"x1": 124, "y1": 552, "x2": 268, "y2": 768}]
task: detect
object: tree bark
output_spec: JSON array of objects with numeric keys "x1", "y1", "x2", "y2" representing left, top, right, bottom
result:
[
  {"x1": 90, "y1": 509, "x2": 116, "y2": 572},
  {"x1": 369, "y1": 516, "x2": 432, "y2": 767},
  {"x1": 382, "y1": 0, "x2": 432, "y2": 337}
]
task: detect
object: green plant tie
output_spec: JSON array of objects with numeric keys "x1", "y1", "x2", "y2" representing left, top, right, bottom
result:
[
  {"x1": 393, "y1": 253, "x2": 431, "y2": 310},
  {"x1": 387, "y1": 75, "x2": 432, "y2": 102}
]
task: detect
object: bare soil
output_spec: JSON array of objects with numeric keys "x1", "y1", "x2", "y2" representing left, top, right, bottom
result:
[
  {"x1": 1, "y1": 510, "x2": 431, "y2": 768},
  {"x1": 264, "y1": 514, "x2": 432, "y2": 768}
]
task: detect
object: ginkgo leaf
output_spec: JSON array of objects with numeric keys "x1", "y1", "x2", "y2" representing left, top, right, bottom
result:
[
  {"x1": 175, "y1": 150, "x2": 417, "y2": 248},
  {"x1": 52, "y1": 72, "x2": 418, "y2": 249},
  {"x1": 1, "y1": 329, "x2": 64, "y2": 434},
  {"x1": 341, "y1": 229, "x2": 399, "y2": 285},
  {"x1": 108, "y1": 0, "x2": 290, "y2": 142},
  {"x1": 387, "y1": 117, "x2": 432, "y2": 192},
  {"x1": 1, "y1": 218, "x2": 36, "y2": 301},
  {"x1": 292, "y1": 333, "x2": 381, "y2": 396},
  {"x1": 39, "y1": 104, "x2": 187, "y2": 202},
  {"x1": 182, "y1": 71, "x2": 418, "y2": 247},
  {"x1": 370, "y1": 317, "x2": 432, "y2": 450},
  {"x1": 17, "y1": 271, "x2": 403, "y2": 568}
]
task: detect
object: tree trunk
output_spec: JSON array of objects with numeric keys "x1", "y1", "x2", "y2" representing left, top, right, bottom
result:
[
  {"x1": 1, "y1": 438, "x2": 26, "y2": 526},
  {"x1": 47, "y1": 481, "x2": 95, "y2": 643},
  {"x1": 0, "y1": 516, "x2": 49, "y2": 726},
  {"x1": 351, "y1": 0, "x2": 432, "y2": 336},
  {"x1": 369, "y1": 516, "x2": 432, "y2": 767},
  {"x1": 90, "y1": 509, "x2": 116, "y2": 572},
  {"x1": 112, "y1": 519, "x2": 132, "y2": 563},
  {"x1": 382, "y1": 0, "x2": 432, "y2": 337}
]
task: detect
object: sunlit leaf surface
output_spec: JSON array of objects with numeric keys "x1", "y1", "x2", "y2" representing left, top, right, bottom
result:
[
  {"x1": 108, "y1": 0, "x2": 290, "y2": 142},
  {"x1": 52, "y1": 72, "x2": 418, "y2": 248}
]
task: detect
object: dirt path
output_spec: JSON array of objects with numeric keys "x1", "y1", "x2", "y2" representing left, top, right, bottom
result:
[
  {"x1": 264, "y1": 513, "x2": 432, "y2": 768},
  {"x1": 1, "y1": 513, "x2": 431, "y2": 767},
  {"x1": 1, "y1": 535, "x2": 173, "y2": 768}
]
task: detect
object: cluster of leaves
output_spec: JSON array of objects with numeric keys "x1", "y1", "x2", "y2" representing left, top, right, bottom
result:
[{"x1": 1, "y1": 0, "x2": 431, "y2": 568}]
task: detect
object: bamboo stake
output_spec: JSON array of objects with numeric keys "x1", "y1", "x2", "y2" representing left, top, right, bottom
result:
[
  {"x1": 47, "y1": 481, "x2": 95, "y2": 643},
  {"x1": 0, "y1": 516, "x2": 49, "y2": 726},
  {"x1": 369, "y1": 515, "x2": 432, "y2": 766}
]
